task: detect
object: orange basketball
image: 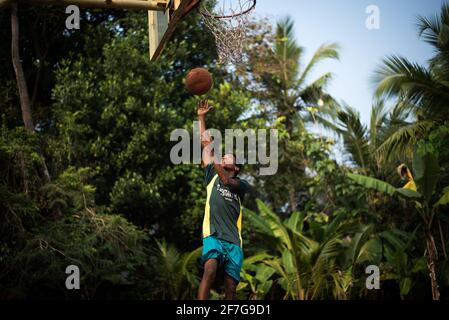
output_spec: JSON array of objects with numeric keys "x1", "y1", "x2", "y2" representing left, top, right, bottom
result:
[{"x1": 185, "y1": 67, "x2": 213, "y2": 96}]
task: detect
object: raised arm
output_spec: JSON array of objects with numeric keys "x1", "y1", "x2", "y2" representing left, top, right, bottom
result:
[{"x1": 197, "y1": 100, "x2": 213, "y2": 167}]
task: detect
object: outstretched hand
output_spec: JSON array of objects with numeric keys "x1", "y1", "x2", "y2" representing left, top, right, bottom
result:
[{"x1": 197, "y1": 100, "x2": 213, "y2": 117}]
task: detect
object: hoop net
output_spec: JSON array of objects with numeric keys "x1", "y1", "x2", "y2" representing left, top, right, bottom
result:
[{"x1": 200, "y1": 0, "x2": 256, "y2": 65}]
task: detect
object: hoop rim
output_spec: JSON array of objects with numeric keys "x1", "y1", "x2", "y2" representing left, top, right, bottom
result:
[{"x1": 199, "y1": 0, "x2": 256, "y2": 19}]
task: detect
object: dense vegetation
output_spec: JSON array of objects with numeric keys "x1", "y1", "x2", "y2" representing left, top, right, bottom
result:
[{"x1": 1, "y1": 3, "x2": 449, "y2": 300}]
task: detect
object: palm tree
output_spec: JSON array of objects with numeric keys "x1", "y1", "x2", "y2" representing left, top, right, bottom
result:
[
  {"x1": 373, "y1": 2, "x2": 449, "y2": 160},
  {"x1": 314, "y1": 99, "x2": 412, "y2": 184},
  {"x1": 244, "y1": 16, "x2": 340, "y2": 133},
  {"x1": 245, "y1": 200, "x2": 360, "y2": 299},
  {"x1": 242, "y1": 16, "x2": 340, "y2": 212}
]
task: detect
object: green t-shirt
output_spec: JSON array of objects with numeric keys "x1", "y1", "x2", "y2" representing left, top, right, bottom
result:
[{"x1": 202, "y1": 163, "x2": 250, "y2": 247}]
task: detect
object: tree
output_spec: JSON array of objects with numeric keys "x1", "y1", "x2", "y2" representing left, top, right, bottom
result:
[
  {"x1": 238, "y1": 17, "x2": 340, "y2": 213},
  {"x1": 373, "y1": 2, "x2": 449, "y2": 160},
  {"x1": 349, "y1": 142, "x2": 449, "y2": 299},
  {"x1": 241, "y1": 16, "x2": 340, "y2": 133},
  {"x1": 319, "y1": 100, "x2": 408, "y2": 177},
  {"x1": 10, "y1": 3, "x2": 33, "y2": 133},
  {"x1": 9, "y1": 3, "x2": 51, "y2": 183}
]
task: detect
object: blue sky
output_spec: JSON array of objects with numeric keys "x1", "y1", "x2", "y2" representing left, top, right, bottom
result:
[{"x1": 254, "y1": 0, "x2": 445, "y2": 125}]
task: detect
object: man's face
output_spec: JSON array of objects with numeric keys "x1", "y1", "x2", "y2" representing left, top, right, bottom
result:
[{"x1": 222, "y1": 154, "x2": 237, "y2": 172}]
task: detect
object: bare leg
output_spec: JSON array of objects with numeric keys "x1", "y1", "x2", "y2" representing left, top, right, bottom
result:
[
  {"x1": 197, "y1": 259, "x2": 218, "y2": 300},
  {"x1": 224, "y1": 273, "x2": 237, "y2": 300}
]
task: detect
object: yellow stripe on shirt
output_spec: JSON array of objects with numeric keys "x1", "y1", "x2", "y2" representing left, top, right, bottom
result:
[
  {"x1": 237, "y1": 196, "x2": 243, "y2": 248},
  {"x1": 202, "y1": 174, "x2": 218, "y2": 238}
]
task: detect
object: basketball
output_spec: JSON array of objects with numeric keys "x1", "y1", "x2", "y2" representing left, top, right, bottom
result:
[{"x1": 185, "y1": 67, "x2": 213, "y2": 96}]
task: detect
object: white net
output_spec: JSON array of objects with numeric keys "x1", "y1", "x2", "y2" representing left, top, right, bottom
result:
[{"x1": 200, "y1": 0, "x2": 256, "y2": 65}]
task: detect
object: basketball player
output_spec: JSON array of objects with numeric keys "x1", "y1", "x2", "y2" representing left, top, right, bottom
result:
[{"x1": 196, "y1": 100, "x2": 250, "y2": 300}]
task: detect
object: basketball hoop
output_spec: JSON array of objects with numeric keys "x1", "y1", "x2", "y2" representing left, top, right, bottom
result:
[{"x1": 200, "y1": 0, "x2": 256, "y2": 65}]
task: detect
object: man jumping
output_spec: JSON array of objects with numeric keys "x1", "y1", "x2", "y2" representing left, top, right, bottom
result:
[{"x1": 196, "y1": 100, "x2": 250, "y2": 300}]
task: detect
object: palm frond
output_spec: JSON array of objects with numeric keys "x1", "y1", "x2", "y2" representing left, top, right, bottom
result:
[
  {"x1": 369, "y1": 99, "x2": 388, "y2": 150},
  {"x1": 299, "y1": 73, "x2": 336, "y2": 106},
  {"x1": 337, "y1": 105, "x2": 370, "y2": 169},
  {"x1": 274, "y1": 16, "x2": 303, "y2": 85},
  {"x1": 416, "y1": 2, "x2": 449, "y2": 51},
  {"x1": 416, "y1": 15, "x2": 441, "y2": 48},
  {"x1": 375, "y1": 55, "x2": 435, "y2": 97},
  {"x1": 346, "y1": 224, "x2": 374, "y2": 265},
  {"x1": 374, "y1": 55, "x2": 449, "y2": 120},
  {"x1": 375, "y1": 120, "x2": 434, "y2": 162},
  {"x1": 256, "y1": 199, "x2": 294, "y2": 250},
  {"x1": 318, "y1": 234, "x2": 343, "y2": 260},
  {"x1": 388, "y1": 100, "x2": 416, "y2": 124},
  {"x1": 298, "y1": 42, "x2": 340, "y2": 86},
  {"x1": 303, "y1": 113, "x2": 340, "y2": 133}
]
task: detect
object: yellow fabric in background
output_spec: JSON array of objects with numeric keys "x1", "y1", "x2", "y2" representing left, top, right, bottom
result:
[{"x1": 403, "y1": 168, "x2": 417, "y2": 191}]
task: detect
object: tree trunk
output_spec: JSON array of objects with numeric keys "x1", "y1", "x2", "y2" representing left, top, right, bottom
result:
[
  {"x1": 11, "y1": 2, "x2": 34, "y2": 133},
  {"x1": 425, "y1": 230, "x2": 440, "y2": 300},
  {"x1": 11, "y1": 2, "x2": 51, "y2": 183}
]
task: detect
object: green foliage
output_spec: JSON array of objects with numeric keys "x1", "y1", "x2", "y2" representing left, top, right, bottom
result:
[
  {"x1": 413, "y1": 142, "x2": 440, "y2": 202},
  {"x1": 109, "y1": 171, "x2": 161, "y2": 226},
  {"x1": 347, "y1": 173, "x2": 397, "y2": 196},
  {"x1": 148, "y1": 240, "x2": 201, "y2": 300},
  {"x1": 2, "y1": 208, "x2": 151, "y2": 299},
  {"x1": 0, "y1": 126, "x2": 46, "y2": 193},
  {"x1": 238, "y1": 252, "x2": 275, "y2": 300},
  {"x1": 244, "y1": 201, "x2": 360, "y2": 300},
  {"x1": 436, "y1": 187, "x2": 449, "y2": 207},
  {"x1": 41, "y1": 166, "x2": 96, "y2": 216}
]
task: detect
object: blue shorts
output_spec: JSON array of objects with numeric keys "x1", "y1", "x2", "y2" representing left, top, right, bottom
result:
[{"x1": 200, "y1": 236, "x2": 244, "y2": 282}]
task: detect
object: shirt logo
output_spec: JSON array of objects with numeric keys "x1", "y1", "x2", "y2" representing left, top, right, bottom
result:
[{"x1": 216, "y1": 183, "x2": 239, "y2": 202}]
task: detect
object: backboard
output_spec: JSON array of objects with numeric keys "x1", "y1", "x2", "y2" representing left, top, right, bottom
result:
[{"x1": 148, "y1": 0, "x2": 200, "y2": 61}]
